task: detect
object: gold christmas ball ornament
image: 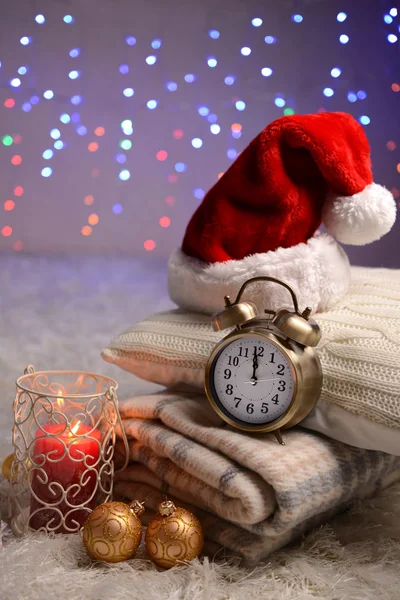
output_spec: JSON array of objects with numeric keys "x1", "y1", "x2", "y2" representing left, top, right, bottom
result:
[
  {"x1": 1, "y1": 453, "x2": 14, "y2": 480},
  {"x1": 82, "y1": 500, "x2": 145, "y2": 563},
  {"x1": 2, "y1": 453, "x2": 32, "y2": 481},
  {"x1": 145, "y1": 500, "x2": 204, "y2": 569}
]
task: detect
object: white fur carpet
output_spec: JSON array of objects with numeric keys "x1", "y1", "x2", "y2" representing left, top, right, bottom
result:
[{"x1": 1, "y1": 255, "x2": 400, "y2": 600}]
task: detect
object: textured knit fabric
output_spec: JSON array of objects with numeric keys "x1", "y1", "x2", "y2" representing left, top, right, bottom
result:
[
  {"x1": 103, "y1": 267, "x2": 400, "y2": 431},
  {"x1": 114, "y1": 390, "x2": 400, "y2": 563}
]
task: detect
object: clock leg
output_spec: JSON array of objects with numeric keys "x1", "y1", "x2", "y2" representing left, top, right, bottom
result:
[{"x1": 274, "y1": 429, "x2": 285, "y2": 445}]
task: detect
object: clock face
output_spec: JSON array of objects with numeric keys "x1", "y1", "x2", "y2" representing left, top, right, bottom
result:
[{"x1": 210, "y1": 335, "x2": 296, "y2": 427}]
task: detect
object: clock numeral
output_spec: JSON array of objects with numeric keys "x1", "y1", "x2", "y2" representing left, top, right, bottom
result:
[
  {"x1": 277, "y1": 364, "x2": 285, "y2": 376},
  {"x1": 271, "y1": 394, "x2": 279, "y2": 405},
  {"x1": 269, "y1": 352, "x2": 275, "y2": 363},
  {"x1": 234, "y1": 397, "x2": 241, "y2": 408},
  {"x1": 228, "y1": 356, "x2": 239, "y2": 367},
  {"x1": 246, "y1": 403, "x2": 254, "y2": 414},
  {"x1": 278, "y1": 380, "x2": 286, "y2": 391},
  {"x1": 253, "y1": 345, "x2": 264, "y2": 357},
  {"x1": 224, "y1": 369, "x2": 231, "y2": 380},
  {"x1": 226, "y1": 384, "x2": 233, "y2": 395},
  {"x1": 238, "y1": 347, "x2": 249, "y2": 358},
  {"x1": 261, "y1": 402, "x2": 269, "y2": 414}
]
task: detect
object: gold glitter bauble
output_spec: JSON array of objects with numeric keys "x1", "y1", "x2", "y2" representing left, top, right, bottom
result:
[
  {"x1": 2, "y1": 453, "x2": 31, "y2": 482},
  {"x1": 83, "y1": 500, "x2": 144, "y2": 563},
  {"x1": 1, "y1": 454, "x2": 14, "y2": 480},
  {"x1": 145, "y1": 501, "x2": 204, "y2": 569}
]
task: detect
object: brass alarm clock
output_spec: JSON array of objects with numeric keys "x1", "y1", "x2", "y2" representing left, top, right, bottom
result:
[{"x1": 204, "y1": 276, "x2": 323, "y2": 444}]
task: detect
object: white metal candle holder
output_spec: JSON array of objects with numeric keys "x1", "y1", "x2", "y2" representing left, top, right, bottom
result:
[{"x1": 9, "y1": 366, "x2": 129, "y2": 536}]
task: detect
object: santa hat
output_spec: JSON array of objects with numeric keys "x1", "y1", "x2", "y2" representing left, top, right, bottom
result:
[{"x1": 168, "y1": 112, "x2": 396, "y2": 315}]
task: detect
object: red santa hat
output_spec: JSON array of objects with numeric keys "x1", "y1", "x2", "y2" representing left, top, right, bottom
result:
[{"x1": 168, "y1": 112, "x2": 396, "y2": 315}]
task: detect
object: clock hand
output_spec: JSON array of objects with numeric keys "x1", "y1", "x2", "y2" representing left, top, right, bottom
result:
[
  {"x1": 250, "y1": 346, "x2": 259, "y2": 384},
  {"x1": 244, "y1": 377, "x2": 281, "y2": 384}
]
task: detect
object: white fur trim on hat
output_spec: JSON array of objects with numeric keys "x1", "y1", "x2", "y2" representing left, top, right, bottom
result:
[
  {"x1": 168, "y1": 234, "x2": 351, "y2": 316},
  {"x1": 322, "y1": 182, "x2": 397, "y2": 246}
]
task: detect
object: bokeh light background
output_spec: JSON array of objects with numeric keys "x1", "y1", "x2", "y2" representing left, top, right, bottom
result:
[{"x1": 0, "y1": 0, "x2": 399, "y2": 265}]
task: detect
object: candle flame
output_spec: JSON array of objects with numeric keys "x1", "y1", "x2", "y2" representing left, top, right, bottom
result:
[
  {"x1": 56, "y1": 391, "x2": 64, "y2": 409},
  {"x1": 71, "y1": 420, "x2": 81, "y2": 435}
]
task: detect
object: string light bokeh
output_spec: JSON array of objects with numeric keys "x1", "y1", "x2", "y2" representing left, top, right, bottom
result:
[{"x1": 0, "y1": 0, "x2": 399, "y2": 265}]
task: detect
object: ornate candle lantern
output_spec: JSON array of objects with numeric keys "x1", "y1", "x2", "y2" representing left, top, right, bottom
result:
[{"x1": 9, "y1": 366, "x2": 128, "y2": 536}]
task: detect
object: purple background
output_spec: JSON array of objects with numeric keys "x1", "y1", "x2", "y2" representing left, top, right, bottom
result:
[{"x1": 0, "y1": 0, "x2": 399, "y2": 266}]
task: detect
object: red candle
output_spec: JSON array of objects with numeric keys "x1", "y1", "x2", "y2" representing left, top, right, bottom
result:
[{"x1": 30, "y1": 422, "x2": 101, "y2": 533}]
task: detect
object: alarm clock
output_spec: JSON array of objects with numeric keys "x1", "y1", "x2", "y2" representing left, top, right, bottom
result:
[{"x1": 204, "y1": 276, "x2": 323, "y2": 444}]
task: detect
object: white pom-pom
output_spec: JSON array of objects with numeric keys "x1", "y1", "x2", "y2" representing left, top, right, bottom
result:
[{"x1": 322, "y1": 183, "x2": 397, "y2": 245}]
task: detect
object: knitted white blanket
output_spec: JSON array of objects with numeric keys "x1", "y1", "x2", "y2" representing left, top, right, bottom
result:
[
  {"x1": 114, "y1": 390, "x2": 400, "y2": 563},
  {"x1": 103, "y1": 267, "x2": 400, "y2": 455}
]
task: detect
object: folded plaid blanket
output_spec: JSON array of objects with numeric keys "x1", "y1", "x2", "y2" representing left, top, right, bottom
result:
[{"x1": 114, "y1": 389, "x2": 400, "y2": 563}]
